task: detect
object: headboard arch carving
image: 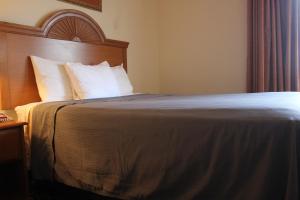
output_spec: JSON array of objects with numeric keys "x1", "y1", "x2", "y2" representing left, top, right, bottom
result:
[
  {"x1": 0, "y1": 9, "x2": 129, "y2": 109},
  {"x1": 0, "y1": 9, "x2": 128, "y2": 47},
  {"x1": 42, "y1": 10, "x2": 106, "y2": 44}
]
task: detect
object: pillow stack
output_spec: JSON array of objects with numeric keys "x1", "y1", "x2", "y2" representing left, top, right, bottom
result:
[{"x1": 30, "y1": 56, "x2": 133, "y2": 101}]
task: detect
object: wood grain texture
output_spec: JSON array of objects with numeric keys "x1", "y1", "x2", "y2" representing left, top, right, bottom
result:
[
  {"x1": 0, "y1": 121, "x2": 27, "y2": 130},
  {"x1": 0, "y1": 10, "x2": 129, "y2": 109},
  {"x1": 0, "y1": 33, "x2": 10, "y2": 109}
]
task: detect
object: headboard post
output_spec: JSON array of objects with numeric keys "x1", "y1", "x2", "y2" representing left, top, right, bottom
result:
[{"x1": 0, "y1": 10, "x2": 129, "y2": 109}]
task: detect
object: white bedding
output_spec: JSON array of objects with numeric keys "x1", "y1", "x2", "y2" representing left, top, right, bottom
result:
[{"x1": 15, "y1": 102, "x2": 42, "y2": 167}]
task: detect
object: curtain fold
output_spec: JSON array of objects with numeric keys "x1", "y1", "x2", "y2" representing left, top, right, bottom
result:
[{"x1": 248, "y1": 0, "x2": 300, "y2": 92}]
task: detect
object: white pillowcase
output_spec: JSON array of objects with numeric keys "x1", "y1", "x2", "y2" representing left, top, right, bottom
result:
[
  {"x1": 71, "y1": 61, "x2": 110, "y2": 100},
  {"x1": 30, "y1": 56, "x2": 73, "y2": 102},
  {"x1": 64, "y1": 62, "x2": 121, "y2": 99},
  {"x1": 111, "y1": 64, "x2": 133, "y2": 95}
]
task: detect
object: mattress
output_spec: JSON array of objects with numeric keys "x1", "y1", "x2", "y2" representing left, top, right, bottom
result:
[{"x1": 30, "y1": 92, "x2": 300, "y2": 200}]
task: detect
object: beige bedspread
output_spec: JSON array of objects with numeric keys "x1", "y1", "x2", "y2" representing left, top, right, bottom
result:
[{"x1": 31, "y1": 93, "x2": 300, "y2": 200}]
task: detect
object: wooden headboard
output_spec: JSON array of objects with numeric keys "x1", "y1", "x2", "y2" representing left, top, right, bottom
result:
[
  {"x1": 0, "y1": 9, "x2": 129, "y2": 110},
  {"x1": 0, "y1": 10, "x2": 128, "y2": 109}
]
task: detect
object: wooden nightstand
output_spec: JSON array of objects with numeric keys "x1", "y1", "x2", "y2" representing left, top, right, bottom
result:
[{"x1": 0, "y1": 121, "x2": 28, "y2": 200}]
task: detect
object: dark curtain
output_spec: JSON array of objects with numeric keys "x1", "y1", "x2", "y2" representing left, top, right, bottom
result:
[{"x1": 248, "y1": 0, "x2": 300, "y2": 92}]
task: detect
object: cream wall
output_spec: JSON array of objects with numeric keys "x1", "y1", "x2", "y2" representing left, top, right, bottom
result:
[
  {"x1": 0, "y1": 0, "x2": 160, "y2": 93},
  {"x1": 159, "y1": 0, "x2": 247, "y2": 94}
]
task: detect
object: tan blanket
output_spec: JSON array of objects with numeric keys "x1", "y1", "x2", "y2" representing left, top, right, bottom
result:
[{"x1": 31, "y1": 93, "x2": 300, "y2": 200}]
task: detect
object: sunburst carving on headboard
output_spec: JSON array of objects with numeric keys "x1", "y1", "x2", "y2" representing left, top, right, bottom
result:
[
  {"x1": 0, "y1": 9, "x2": 128, "y2": 48},
  {"x1": 46, "y1": 17, "x2": 100, "y2": 43},
  {"x1": 42, "y1": 10, "x2": 105, "y2": 44}
]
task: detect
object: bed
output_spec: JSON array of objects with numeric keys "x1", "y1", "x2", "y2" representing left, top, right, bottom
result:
[{"x1": 0, "y1": 10, "x2": 299, "y2": 200}]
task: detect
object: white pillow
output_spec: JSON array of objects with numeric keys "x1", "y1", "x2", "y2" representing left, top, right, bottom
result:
[
  {"x1": 71, "y1": 61, "x2": 110, "y2": 100},
  {"x1": 30, "y1": 56, "x2": 73, "y2": 102},
  {"x1": 111, "y1": 64, "x2": 133, "y2": 95},
  {"x1": 64, "y1": 62, "x2": 121, "y2": 99}
]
